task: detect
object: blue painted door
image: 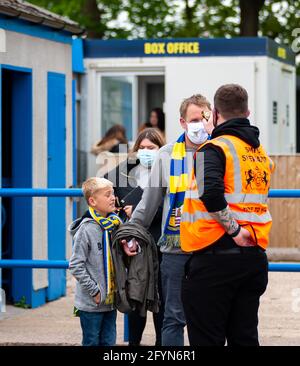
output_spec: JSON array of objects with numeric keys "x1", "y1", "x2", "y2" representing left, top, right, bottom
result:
[{"x1": 47, "y1": 72, "x2": 66, "y2": 301}]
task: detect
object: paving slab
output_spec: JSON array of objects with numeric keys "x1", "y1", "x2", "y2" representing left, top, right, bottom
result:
[{"x1": 0, "y1": 272, "x2": 300, "y2": 346}]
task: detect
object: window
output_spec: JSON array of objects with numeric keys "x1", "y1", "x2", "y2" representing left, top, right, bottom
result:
[{"x1": 101, "y1": 76, "x2": 134, "y2": 140}]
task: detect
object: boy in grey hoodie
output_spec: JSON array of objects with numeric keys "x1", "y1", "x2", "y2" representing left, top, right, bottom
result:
[{"x1": 69, "y1": 177, "x2": 121, "y2": 346}]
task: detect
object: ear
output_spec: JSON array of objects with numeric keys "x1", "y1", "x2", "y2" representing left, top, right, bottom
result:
[
  {"x1": 180, "y1": 117, "x2": 187, "y2": 130},
  {"x1": 88, "y1": 196, "x2": 95, "y2": 207},
  {"x1": 213, "y1": 108, "x2": 218, "y2": 122},
  {"x1": 246, "y1": 110, "x2": 250, "y2": 118}
]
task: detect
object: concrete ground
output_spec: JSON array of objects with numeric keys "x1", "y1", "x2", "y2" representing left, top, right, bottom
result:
[{"x1": 0, "y1": 270, "x2": 300, "y2": 346}]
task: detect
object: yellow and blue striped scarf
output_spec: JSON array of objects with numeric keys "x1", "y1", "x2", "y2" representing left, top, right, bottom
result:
[
  {"x1": 89, "y1": 207, "x2": 122, "y2": 305},
  {"x1": 158, "y1": 133, "x2": 188, "y2": 248}
]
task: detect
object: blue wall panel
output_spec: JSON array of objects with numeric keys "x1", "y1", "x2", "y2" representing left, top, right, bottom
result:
[
  {"x1": 47, "y1": 72, "x2": 66, "y2": 301},
  {"x1": 72, "y1": 79, "x2": 77, "y2": 221},
  {"x1": 0, "y1": 67, "x2": 2, "y2": 293}
]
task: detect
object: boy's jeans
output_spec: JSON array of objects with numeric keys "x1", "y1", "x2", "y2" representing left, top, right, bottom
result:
[
  {"x1": 79, "y1": 309, "x2": 117, "y2": 346},
  {"x1": 161, "y1": 253, "x2": 190, "y2": 346}
]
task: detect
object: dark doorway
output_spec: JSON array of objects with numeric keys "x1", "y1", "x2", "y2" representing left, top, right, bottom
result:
[{"x1": 1, "y1": 66, "x2": 32, "y2": 305}]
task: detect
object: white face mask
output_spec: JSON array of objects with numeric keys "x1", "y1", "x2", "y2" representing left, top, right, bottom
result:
[
  {"x1": 137, "y1": 149, "x2": 158, "y2": 168},
  {"x1": 186, "y1": 121, "x2": 208, "y2": 145}
]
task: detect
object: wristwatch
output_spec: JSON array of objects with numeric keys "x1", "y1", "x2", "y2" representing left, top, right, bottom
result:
[{"x1": 229, "y1": 225, "x2": 241, "y2": 238}]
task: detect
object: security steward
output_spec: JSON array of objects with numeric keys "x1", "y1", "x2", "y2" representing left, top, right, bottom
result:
[{"x1": 181, "y1": 84, "x2": 274, "y2": 346}]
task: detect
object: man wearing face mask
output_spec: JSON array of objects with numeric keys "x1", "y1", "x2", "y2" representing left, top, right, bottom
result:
[
  {"x1": 181, "y1": 84, "x2": 274, "y2": 346},
  {"x1": 125, "y1": 95, "x2": 212, "y2": 346}
]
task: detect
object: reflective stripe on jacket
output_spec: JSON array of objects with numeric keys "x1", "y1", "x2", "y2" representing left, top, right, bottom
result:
[{"x1": 180, "y1": 135, "x2": 275, "y2": 252}]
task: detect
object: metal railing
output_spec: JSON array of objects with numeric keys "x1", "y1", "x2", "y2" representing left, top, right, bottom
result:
[
  {"x1": 0, "y1": 188, "x2": 300, "y2": 273},
  {"x1": 0, "y1": 260, "x2": 299, "y2": 272},
  {"x1": 1, "y1": 187, "x2": 300, "y2": 343},
  {"x1": 0, "y1": 188, "x2": 300, "y2": 198}
]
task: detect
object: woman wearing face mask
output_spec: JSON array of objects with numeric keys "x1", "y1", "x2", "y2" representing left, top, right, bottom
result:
[{"x1": 105, "y1": 127, "x2": 165, "y2": 346}]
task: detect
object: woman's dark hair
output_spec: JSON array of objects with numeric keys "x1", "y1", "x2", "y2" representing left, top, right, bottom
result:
[
  {"x1": 132, "y1": 128, "x2": 165, "y2": 152},
  {"x1": 149, "y1": 107, "x2": 165, "y2": 132},
  {"x1": 97, "y1": 124, "x2": 128, "y2": 147}
]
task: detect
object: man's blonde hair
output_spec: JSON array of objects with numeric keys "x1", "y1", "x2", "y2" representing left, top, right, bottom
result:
[
  {"x1": 180, "y1": 94, "x2": 211, "y2": 119},
  {"x1": 82, "y1": 177, "x2": 113, "y2": 204}
]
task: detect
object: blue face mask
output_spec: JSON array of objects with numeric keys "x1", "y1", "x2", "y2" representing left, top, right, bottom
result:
[{"x1": 137, "y1": 149, "x2": 158, "y2": 168}]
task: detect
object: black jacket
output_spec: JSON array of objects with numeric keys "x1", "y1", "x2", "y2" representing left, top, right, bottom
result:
[
  {"x1": 105, "y1": 157, "x2": 163, "y2": 243},
  {"x1": 196, "y1": 118, "x2": 260, "y2": 249},
  {"x1": 111, "y1": 223, "x2": 160, "y2": 317}
]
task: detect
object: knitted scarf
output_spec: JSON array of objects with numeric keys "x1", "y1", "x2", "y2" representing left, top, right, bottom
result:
[
  {"x1": 158, "y1": 133, "x2": 188, "y2": 249},
  {"x1": 89, "y1": 207, "x2": 122, "y2": 305}
]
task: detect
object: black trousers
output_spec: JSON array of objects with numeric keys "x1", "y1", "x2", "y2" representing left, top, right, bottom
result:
[
  {"x1": 128, "y1": 306, "x2": 164, "y2": 346},
  {"x1": 181, "y1": 248, "x2": 268, "y2": 346},
  {"x1": 128, "y1": 250, "x2": 164, "y2": 346}
]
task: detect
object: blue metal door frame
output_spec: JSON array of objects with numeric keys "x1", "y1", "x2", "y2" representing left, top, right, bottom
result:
[
  {"x1": 47, "y1": 72, "x2": 66, "y2": 301},
  {"x1": 0, "y1": 66, "x2": 2, "y2": 293},
  {"x1": 72, "y1": 79, "x2": 77, "y2": 220},
  {"x1": 0, "y1": 64, "x2": 35, "y2": 306}
]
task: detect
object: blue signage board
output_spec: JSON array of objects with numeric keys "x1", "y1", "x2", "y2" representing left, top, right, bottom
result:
[{"x1": 83, "y1": 37, "x2": 295, "y2": 66}]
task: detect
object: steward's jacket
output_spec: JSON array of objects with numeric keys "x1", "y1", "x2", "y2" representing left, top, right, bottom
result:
[{"x1": 180, "y1": 118, "x2": 275, "y2": 252}]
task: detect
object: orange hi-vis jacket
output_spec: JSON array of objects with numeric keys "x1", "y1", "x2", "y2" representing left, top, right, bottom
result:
[{"x1": 180, "y1": 135, "x2": 275, "y2": 252}]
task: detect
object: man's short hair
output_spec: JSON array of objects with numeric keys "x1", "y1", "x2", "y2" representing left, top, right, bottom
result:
[
  {"x1": 214, "y1": 84, "x2": 248, "y2": 120},
  {"x1": 180, "y1": 94, "x2": 211, "y2": 119},
  {"x1": 82, "y1": 177, "x2": 113, "y2": 204}
]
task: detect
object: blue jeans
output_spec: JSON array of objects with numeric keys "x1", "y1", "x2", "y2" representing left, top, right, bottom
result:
[
  {"x1": 161, "y1": 253, "x2": 190, "y2": 346},
  {"x1": 79, "y1": 310, "x2": 117, "y2": 346}
]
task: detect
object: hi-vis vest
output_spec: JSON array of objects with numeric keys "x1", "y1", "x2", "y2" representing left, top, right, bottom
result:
[{"x1": 180, "y1": 135, "x2": 275, "y2": 252}]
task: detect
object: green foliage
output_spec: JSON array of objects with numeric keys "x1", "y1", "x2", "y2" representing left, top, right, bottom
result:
[
  {"x1": 14, "y1": 296, "x2": 30, "y2": 309},
  {"x1": 260, "y1": 1, "x2": 300, "y2": 47},
  {"x1": 199, "y1": 0, "x2": 240, "y2": 38},
  {"x1": 260, "y1": 0, "x2": 300, "y2": 72},
  {"x1": 28, "y1": 0, "x2": 125, "y2": 38},
  {"x1": 27, "y1": 0, "x2": 300, "y2": 63},
  {"x1": 29, "y1": 0, "x2": 87, "y2": 26},
  {"x1": 122, "y1": 0, "x2": 177, "y2": 39}
]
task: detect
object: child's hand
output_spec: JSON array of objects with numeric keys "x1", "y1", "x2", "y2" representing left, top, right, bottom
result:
[
  {"x1": 93, "y1": 292, "x2": 101, "y2": 304},
  {"x1": 120, "y1": 239, "x2": 138, "y2": 256}
]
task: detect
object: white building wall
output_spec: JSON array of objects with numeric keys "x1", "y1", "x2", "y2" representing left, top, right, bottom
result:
[
  {"x1": 0, "y1": 30, "x2": 73, "y2": 290},
  {"x1": 82, "y1": 54, "x2": 295, "y2": 164},
  {"x1": 267, "y1": 58, "x2": 296, "y2": 154},
  {"x1": 254, "y1": 58, "x2": 269, "y2": 151},
  {"x1": 164, "y1": 57, "x2": 256, "y2": 143}
]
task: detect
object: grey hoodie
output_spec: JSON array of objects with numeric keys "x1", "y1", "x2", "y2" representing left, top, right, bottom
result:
[{"x1": 68, "y1": 216, "x2": 114, "y2": 312}]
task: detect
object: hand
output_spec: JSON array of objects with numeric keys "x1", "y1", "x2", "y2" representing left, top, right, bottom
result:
[
  {"x1": 120, "y1": 239, "x2": 138, "y2": 256},
  {"x1": 123, "y1": 205, "x2": 133, "y2": 218},
  {"x1": 202, "y1": 110, "x2": 215, "y2": 135},
  {"x1": 93, "y1": 292, "x2": 101, "y2": 304},
  {"x1": 233, "y1": 227, "x2": 256, "y2": 247}
]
